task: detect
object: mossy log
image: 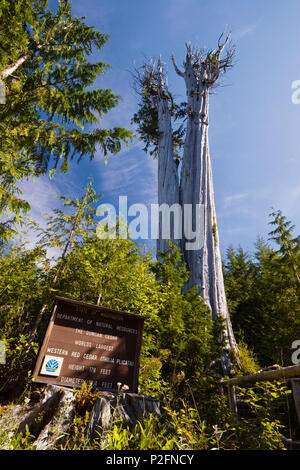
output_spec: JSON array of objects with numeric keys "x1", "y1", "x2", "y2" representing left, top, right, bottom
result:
[{"x1": 0, "y1": 385, "x2": 161, "y2": 450}]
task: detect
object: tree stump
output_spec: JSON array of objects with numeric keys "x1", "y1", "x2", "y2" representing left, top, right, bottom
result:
[{"x1": 0, "y1": 385, "x2": 161, "y2": 450}]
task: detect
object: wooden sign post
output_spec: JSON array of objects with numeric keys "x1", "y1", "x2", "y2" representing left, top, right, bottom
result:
[{"x1": 33, "y1": 297, "x2": 145, "y2": 393}]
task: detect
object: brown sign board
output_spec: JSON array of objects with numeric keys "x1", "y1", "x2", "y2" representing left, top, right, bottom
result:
[{"x1": 33, "y1": 297, "x2": 145, "y2": 393}]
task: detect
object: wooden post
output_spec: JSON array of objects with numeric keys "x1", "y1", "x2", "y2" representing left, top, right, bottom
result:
[
  {"x1": 227, "y1": 385, "x2": 237, "y2": 416},
  {"x1": 222, "y1": 364, "x2": 300, "y2": 425},
  {"x1": 291, "y1": 379, "x2": 300, "y2": 426},
  {"x1": 222, "y1": 364, "x2": 300, "y2": 388}
]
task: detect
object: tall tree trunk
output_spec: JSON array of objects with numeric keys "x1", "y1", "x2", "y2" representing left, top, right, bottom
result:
[
  {"x1": 173, "y1": 41, "x2": 239, "y2": 373},
  {"x1": 134, "y1": 37, "x2": 239, "y2": 373},
  {"x1": 156, "y1": 60, "x2": 180, "y2": 255}
]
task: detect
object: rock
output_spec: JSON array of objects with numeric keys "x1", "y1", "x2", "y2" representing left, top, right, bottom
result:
[
  {"x1": 34, "y1": 388, "x2": 75, "y2": 450},
  {"x1": 0, "y1": 385, "x2": 161, "y2": 450}
]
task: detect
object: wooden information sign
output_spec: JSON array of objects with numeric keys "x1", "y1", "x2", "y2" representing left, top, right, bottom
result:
[{"x1": 33, "y1": 297, "x2": 145, "y2": 393}]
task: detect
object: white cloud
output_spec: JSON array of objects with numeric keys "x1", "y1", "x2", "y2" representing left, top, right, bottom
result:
[
  {"x1": 290, "y1": 184, "x2": 300, "y2": 202},
  {"x1": 19, "y1": 176, "x2": 61, "y2": 226},
  {"x1": 17, "y1": 174, "x2": 76, "y2": 259},
  {"x1": 224, "y1": 191, "x2": 249, "y2": 206},
  {"x1": 93, "y1": 146, "x2": 157, "y2": 203},
  {"x1": 232, "y1": 22, "x2": 259, "y2": 40}
]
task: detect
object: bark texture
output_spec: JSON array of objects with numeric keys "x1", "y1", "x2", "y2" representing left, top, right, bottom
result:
[
  {"x1": 156, "y1": 60, "x2": 180, "y2": 254},
  {"x1": 172, "y1": 41, "x2": 238, "y2": 372},
  {"x1": 134, "y1": 60, "x2": 180, "y2": 254},
  {"x1": 134, "y1": 35, "x2": 239, "y2": 373}
]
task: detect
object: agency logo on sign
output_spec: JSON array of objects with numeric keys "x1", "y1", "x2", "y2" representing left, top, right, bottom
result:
[
  {"x1": 46, "y1": 358, "x2": 59, "y2": 373},
  {"x1": 41, "y1": 355, "x2": 64, "y2": 377}
]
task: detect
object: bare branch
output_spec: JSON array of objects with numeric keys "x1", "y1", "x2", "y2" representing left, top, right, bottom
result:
[
  {"x1": 171, "y1": 54, "x2": 184, "y2": 77},
  {"x1": 217, "y1": 30, "x2": 230, "y2": 52},
  {"x1": 131, "y1": 57, "x2": 172, "y2": 106}
]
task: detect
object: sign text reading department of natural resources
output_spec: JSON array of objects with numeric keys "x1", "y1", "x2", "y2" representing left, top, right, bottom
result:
[{"x1": 33, "y1": 297, "x2": 144, "y2": 393}]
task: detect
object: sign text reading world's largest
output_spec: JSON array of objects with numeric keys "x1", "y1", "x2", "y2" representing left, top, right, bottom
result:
[{"x1": 33, "y1": 297, "x2": 144, "y2": 393}]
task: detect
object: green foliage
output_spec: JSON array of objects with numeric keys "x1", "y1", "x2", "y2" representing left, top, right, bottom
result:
[
  {"x1": 61, "y1": 399, "x2": 211, "y2": 451},
  {"x1": 0, "y1": 184, "x2": 299, "y2": 448},
  {"x1": 1, "y1": 4, "x2": 298, "y2": 448},
  {"x1": 149, "y1": 245, "x2": 219, "y2": 391},
  {"x1": 236, "y1": 340, "x2": 260, "y2": 376},
  {"x1": 131, "y1": 91, "x2": 159, "y2": 157},
  {"x1": 0, "y1": 336, "x2": 38, "y2": 397},
  {"x1": 5, "y1": 425, "x2": 36, "y2": 450},
  {"x1": 74, "y1": 381, "x2": 100, "y2": 414},
  {"x1": 269, "y1": 210, "x2": 300, "y2": 279},
  {"x1": 59, "y1": 381, "x2": 290, "y2": 451},
  {"x1": 224, "y1": 211, "x2": 300, "y2": 366},
  {"x1": 138, "y1": 355, "x2": 172, "y2": 401},
  {"x1": 232, "y1": 381, "x2": 290, "y2": 450},
  {"x1": 131, "y1": 81, "x2": 186, "y2": 161},
  {"x1": 0, "y1": 243, "x2": 46, "y2": 334},
  {"x1": 99, "y1": 414, "x2": 175, "y2": 450},
  {"x1": 69, "y1": 411, "x2": 91, "y2": 450},
  {"x1": 0, "y1": 0, "x2": 132, "y2": 241},
  {"x1": 31, "y1": 179, "x2": 102, "y2": 338}
]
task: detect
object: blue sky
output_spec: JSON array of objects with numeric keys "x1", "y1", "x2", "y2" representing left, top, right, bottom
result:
[{"x1": 22, "y1": 0, "x2": 300, "y2": 257}]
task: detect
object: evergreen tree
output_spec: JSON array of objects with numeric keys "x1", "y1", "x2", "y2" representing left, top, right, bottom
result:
[
  {"x1": 224, "y1": 246, "x2": 261, "y2": 351},
  {"x1": 30, "y1": 179, "x2": 101, "y2": 338},
  {"x1": 0, "y1": 242, "x2": 46, "y2": 396},
  {"x1": 269, "y1": 210, "x2": 300, "y2": 286},
  {"x1": 149, "y1": 244, "x2": 220, "y2": 399},
  {"x1": 224, "y1": 213, "x2": 300, "y2": 366}
]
